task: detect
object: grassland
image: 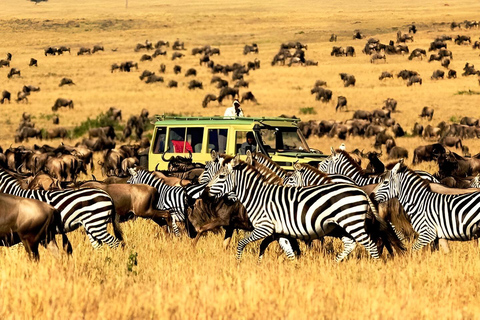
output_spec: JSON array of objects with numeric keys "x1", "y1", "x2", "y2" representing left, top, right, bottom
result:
[{"x1": 1, "y1": 0, "x2": 480, "y2": 319}]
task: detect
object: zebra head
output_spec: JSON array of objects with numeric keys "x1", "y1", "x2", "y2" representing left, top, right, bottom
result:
[
  {"x1": 199, "y1": 151, "x2": 223, "y2": 184},
  {"x1": 373, "y1": 161, "x2": 403, "y2": 203},
  {"x1": 284, "y1": 162, "x2": 304, "y2": 187},
  {"x1": 470, "y1": 174, "x2": 480, "y2": 188},
  {"x1": 206, "y1": 155, "x2": 239, "y2": 197},
  {"x1": 127, "y1": 168, "x2": 143, "y2": 184},
  {"x1": 318, "y1": 147, "x2": 338, "y2": 173}
]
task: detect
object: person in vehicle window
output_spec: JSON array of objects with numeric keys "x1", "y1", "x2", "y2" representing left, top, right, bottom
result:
[
  {"x1": 224, "y1": 99, "x2": 244, "y2": 118},
  {"x1": 239, "y1": 132, "x2": 256, "y2": 154}
]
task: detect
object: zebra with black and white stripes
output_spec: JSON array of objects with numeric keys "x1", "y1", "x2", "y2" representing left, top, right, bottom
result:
[
  {"x1": 285, "y1": 162, "x2": 356, "y2": 187},
  {"x1": 207, "y1": 156, "x2": 404, "y2": 261},
  {"x1": 128, "y1": 168, "x2": 207, "y2": 236},
  {"x1": 373, "y1": 161, "x2": 480, "y2": 250},
  {"x1": 319, "y1": 148, "x2": 440, "y2": 185},
  {"x1": 0, "y1": 167, "x2": 123, "y2": 249}
]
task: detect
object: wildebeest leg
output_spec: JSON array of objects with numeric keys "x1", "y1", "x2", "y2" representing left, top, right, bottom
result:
[
  {"x1": 191, "y1": 218, "x2": 228, "y2": 246},
  {"x1": 223, "y1": 227, "x2": 234, "y2": 249}
]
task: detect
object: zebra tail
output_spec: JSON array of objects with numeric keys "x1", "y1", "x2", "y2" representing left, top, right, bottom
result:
[
  {"x1": 111, "y1": 206, "x2": 125, "y2": 244},
  {"x1": 53, "y1": 209, "x2": 73, "y2": 255}
]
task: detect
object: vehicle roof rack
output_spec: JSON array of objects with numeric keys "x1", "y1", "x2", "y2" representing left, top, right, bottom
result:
[{"x1": 154, "y1": 114, "x2": 301, "y2": 122}]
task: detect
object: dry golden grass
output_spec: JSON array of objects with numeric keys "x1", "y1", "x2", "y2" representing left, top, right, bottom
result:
[{"x1": 2, "y1": 0, "x2": 480, "y2": 319}]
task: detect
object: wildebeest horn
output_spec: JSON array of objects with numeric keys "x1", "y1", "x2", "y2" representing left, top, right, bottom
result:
[
  {"x1": 162, "y1": 147, "x2": 172, "y2": 162},
  {"x1": 188, "y1": 150, "x2": 192, "y2": 159},
  {"x1": 155, "y1": 163, "x2": 159, "y2": 171},
  {"x1": 92, "y1": 174, "x2": 97, "y2": 181}
]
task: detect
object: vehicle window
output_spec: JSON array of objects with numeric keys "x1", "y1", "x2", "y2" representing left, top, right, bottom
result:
[
  {"x1": 259, "y1": 127, "x2": 307, "y2": 153},
  {"x1": 168, "y1": 127, "x2": 193, "y2": 153},
  {"x1": 208, "y1": 129, "x2": 228, "y2": 153},
  {"x1": 236, "y1": 131, "x2": 257, "y2": 155},
  {"x1": 152, "y1": 127, "x2": 167, "y2": 154},
  {"x1": 186, "y1": 127, "x2": 204, "y2": 153}
]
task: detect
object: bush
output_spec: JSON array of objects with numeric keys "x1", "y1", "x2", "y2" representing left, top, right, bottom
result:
[
  {"x1": 299, "y1": 107, "x2": 316, "y2": 115},
  {"x1": 70, "y1": 112, "x2": 124, "y2": 138}
]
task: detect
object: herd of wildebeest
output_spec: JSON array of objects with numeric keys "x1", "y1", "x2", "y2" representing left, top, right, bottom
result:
[{"x1": 2, "y1": 20, "x2": 480, "y2": 260}]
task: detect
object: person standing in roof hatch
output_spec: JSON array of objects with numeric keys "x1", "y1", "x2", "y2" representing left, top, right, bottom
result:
[{"x1": 224, "y1": 99, "x2": 244, "y2": 118}]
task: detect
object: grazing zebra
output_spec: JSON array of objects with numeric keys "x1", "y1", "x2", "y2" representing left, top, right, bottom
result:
[
  {"x1": 0, "y1": 167, "x2": 123, "y2": 249},
  {"x1": 319, "y1": 148, "x2": 439, "y2": 185},
  {"x1": 207, "y1": 156, "x2": 404, "y2": 261},
  {"x1": 373, "y1": 161, "x2": 480, "y2": 250},
  {"x1": 128, "y1": 168, "x2": 206, "y2": 236},
  {"x1": 285, "y1": 163, "x2": 356, "y2": 187}
]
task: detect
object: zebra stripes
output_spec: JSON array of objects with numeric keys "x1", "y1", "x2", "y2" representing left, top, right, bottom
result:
[
  {"x1": 320, "y1": 148, "x2": 439, "y2": 186},
  {"x1": 285, "y1": 163, "x2": 356, "y2": 187},
  {"x1": 128, "y1": 169, "x2": 206, "y2": 235},
  {"x1": 0, "y1": 168, "x2": 122, "y2": 249},
  {"x1": 373, "y1": 162, "x2": 480, "y2": 250},
  {"x1": 207, "y1": 157, "x2": 399, "y2": 261}
]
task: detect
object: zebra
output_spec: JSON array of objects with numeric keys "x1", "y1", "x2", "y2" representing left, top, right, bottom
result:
[
  {"x1": 128, "y1": 168, "x2": 206, "y2": 236},
  {"x1": 470, "y1": 174, "x2": 480, "y2": 188},
  {"x1": 249, "y1": 152, "x2": 289, "y2": 182},
  {"x1": 207, "y1": 156, "x2": 404, "y2": 261},
  {"x1": 319, "y1": 148, "x2": 439, "y2": 185},
  {"x1": 285, "y1": 162, "x2": 356, "y2": 187},
  {"x1": 0, "y1": 167, "x2": 123, "y2": 249},
  {"x1": 373, "y1": 161, "x2": 480, "y2": 251},
  {"x1": 199, "y1": 151, "x2": 225, "y2": 184}
]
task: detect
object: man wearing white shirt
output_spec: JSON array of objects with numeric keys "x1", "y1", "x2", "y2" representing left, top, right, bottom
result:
[{"x1": 224, "y1": 99, "x2": 244, "y2": 118}]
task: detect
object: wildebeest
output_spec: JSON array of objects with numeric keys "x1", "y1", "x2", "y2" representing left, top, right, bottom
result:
[
  {"x1": 52, "y1": 98, "x2": 74, "y2": 111},
  {"x1": 406, "y1": 75, "x2": 422, "y2": 86},
  {"x1": 59, "y1": 77, "x2": 75, "y2": 86},
  {"x1": 29, "y1": 58, "x2": 38, "y2": 67},
  {"x1": 187, "y1": 80, "x2": 203, "y2": 90},
  {"x1": 46, "y1": 127, "x2": 68, "y2": 140},
  {"x1": 353, "y1": 30, "x2": 365, "y2": 39},
  {"x1": 412, "y1": 143, "x2": 446, "y2": 164},
  {"x1": 15, "y1": 127, "x2": 42, "y2": 143},
  {"x1": 447, "y1": 70, "x2": 457, "y2": 78},
  {"x1": 329, "y1": 34, "x2": 337, "y2": 42},
  {"x1": 439, "y1": 136, "x2": 463, "y2": 149},
  {"x1": 314, "y1": 80, "x2": 327, "y2": 87},
  {"x1": 379, "y1": 71, "x2": 393, "y2": 80},
  {"x1": 240, "y1": 91, "x2": 258, "y2": 104},
  {"x1": 420, "y1": 106, "x2": 434, "y2": 120},
  {"x1": 383, "y1": 98, "x2": 397, "y2": 112},
  {"x1": 315, "y1": 87, "x2": 333, "y2": 102},
  {"x1": 451, "y1": 22, "x2": 462, "y2": 30},
  {"x1": 243, "y1": 43, "x2": 259, "y2": 55},
  {"x1": 152, "y1": 49, "x2": 167, "y2": 58},
  {"x1": 140, "y1": 54, "x2": 152, "y2": 62},
  {"x1": 370, "y1": 53, "x2": 386, "y2": 63},
  {"x1": 16, "y1": 91, "x2": 29, "y2": 103},
  {"x1": 441, "y1": 58, "x2": 450, "y2": 69},
  {"x1": 89, "y1": 126, "x2": 116, "y2": 140},
  {"x1": 454, "y1": 35, "x2": 471, "y2": 45},
  {"x1": 339, "y1": 73, "x2": 356, "y2": 87},
  {"x1": 0, "y1": 59, "x2": 10, "y2": 68},
  {"x1": 0, "y1": 194, "x2": 72, "y2": 260},
  {"x1": 353, "y1": 110, "x2": 373, "y2": 122},
  {"x1": 365, "y1": 151, "x2": 384, "y2": 174},
  {"x1": 159, "y1": 63, "x2": 166, "y2": 73},
  {"x1": 1, "y1": 90, "x2": 11, "y2": 104},
  {"x1": 173, "y1": 65, "x2": 181, "y2": 74},
  {"x1": 139, "y1": 70, "x2": 155, "y2": 81},
  {"x1": 335, "y1": 96, "x2": 347, "y2": 112},
  {"x1": 92, "y1": 45, "x2": 104, "y2": 53},
  {"x1": 345, "y1": 46, "x2": 355, "y2": 57},
  {"x1": 218, "y1": 87, "x2": 239, "y2": 103},
  {"x1": 397, "y1": 69, "x2": 419, "y2": 80},
  {"x1": 412, "y1": 122, "x2": 424, "y2": 136},
  {"x1": 172, "y1": 52, "x2": 185, "y2": 60},
  {"x1": 460, "y1": 116, "x2": 479, "y2": 126},
  {"x1": 431, "y1": 70, "x2": 445, "y2": 80},
  {"x1": 172, "y1": 39, "x2": 185, "y2": 50},
  {"x1": 429, "y1": 40, "x2": 447, "y2": 52},
  {"x1": 155, "y1": 40, "x2": 170, "y2": 48},
  {"x1": 145, "y1": 75, "x2": 164, "y2": 84},
  {"x1": 185, "y1": 68, "x2": 197, "y2": 77},
  {"x1": 7, "y1": 68, "x2": 20, "y2": 78},
  {"x1": 77, "y1": 47, "x2": 91, "y2": 55},
  {"x1": 52, "y1": 115, "x2": 59, "y2": 125},
  {"x1": 106, "y1": 107, "x2": 122, "y2": 121},
  {"x1": 202, "y1": 94, "x2": 217, "y2": 108},
  {"x1": 408, "y1": 48, "x2": 426, "y2": 60},
  {"x1": 331, "y1": 46, "x2": 345, "y2": 57},
  {"x1": 22, "y1": 85, "x2": 40, "y2": 94},
  {"x1": 44, "y1": 47, "x2": 58, "y2": 56},
  {"x1": 234, "y1": 79, "x2": 249, "y2": 89},
  {"x1": 167, "y1": 80, "x2": 178, "y2": 88}
]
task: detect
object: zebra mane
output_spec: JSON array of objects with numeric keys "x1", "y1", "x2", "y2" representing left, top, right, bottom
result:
[
  {"x1": 296, "y1": 163, "x2": 330, "y2": 179},
  {"x1": 230, "y1": 160, "x2": 283, "y2": 185},
  {"x1": 384, "y1": 162, "x2": 432, "y2": 191},
  {"x1": 252, "y1": 153, "x2": 288, "y2": 178},
  {"x1": 0, "y1": 167, "x2": 23, "y2": 188},
  {"x1": 335, "y1": 149, "x2": 369, "y2": 176}
]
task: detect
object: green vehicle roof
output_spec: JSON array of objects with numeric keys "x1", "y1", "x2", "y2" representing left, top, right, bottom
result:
[{"x1": 154, "y1": 115, "x2": 301, "y2": 126}]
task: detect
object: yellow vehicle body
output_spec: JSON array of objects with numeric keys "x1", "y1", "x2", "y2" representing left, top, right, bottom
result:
[{"x1": 148, "y1": 115, "x2": 327, "y2": 171}]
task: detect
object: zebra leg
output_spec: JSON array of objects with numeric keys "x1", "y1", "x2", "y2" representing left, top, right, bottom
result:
[
  {"x1": 278, "y1": 237, "x2": 296, "y2": 260},
  {"x1": 86, "y1": 232, "x2": 102, "y2": 249},
  {"x1": 85, "y1": 222, "x2": 120, "y2": 249},
  {"x1": 339, "y1": 221, "x2": 381, "y2": 260},
  {"x1": 336, "y1": 236, "x2": 356, "y2": 262},
  {"x1": 170, "y1": 218, "x2": 181, "y2": 237},
  {"x1": 236, "y1": 223, "x2": 274, "y2": 261},
  {"x1": 390, "y1": 223, "x2": 405, "y2": 242}
]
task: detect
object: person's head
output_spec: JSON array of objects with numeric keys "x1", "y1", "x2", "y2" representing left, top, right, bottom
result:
[
  {"x1": 246, "y1": 132, "x2": 255, "y2": 144},
  {"x1": 233, "y1": 100, "x2": 241, "y2": 110}
]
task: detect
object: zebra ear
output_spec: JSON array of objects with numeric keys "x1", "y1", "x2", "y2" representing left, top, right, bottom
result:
[
  {"x1": 293, "y1": 161, "x2": 301, "y2": 170},
  {"x1": 211, "y1": 150, "x2": 217, "y2": 160},
  {"x1": 330, "y1": 146, "x2": 336, "y2": 155},
  {"x1": 128, "y1": 167, "x2": 137, "y2": 176},
  {"x1": 232, "y1": 154, "x2": 241, "y2": 166},
  {"x1": 391, "y1": 161, "x2": 402, "y2": 174},
  {"x1": 245, "y1": 151, "x2": 252, "y2": 165}
]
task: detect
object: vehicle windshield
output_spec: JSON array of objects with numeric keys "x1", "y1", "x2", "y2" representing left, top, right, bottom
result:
[{"x1": 257, "y1": 126, "x2": 310, "y2": 154}]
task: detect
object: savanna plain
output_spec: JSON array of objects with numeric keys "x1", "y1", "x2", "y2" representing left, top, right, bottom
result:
[{"x1": 1, "y1": 0, "x2": 480, "y2": 319}]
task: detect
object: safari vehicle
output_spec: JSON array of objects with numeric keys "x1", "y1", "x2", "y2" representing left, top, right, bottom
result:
[{"x1": 147, "y1": 115, "x2": 328, "y2": 171}]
